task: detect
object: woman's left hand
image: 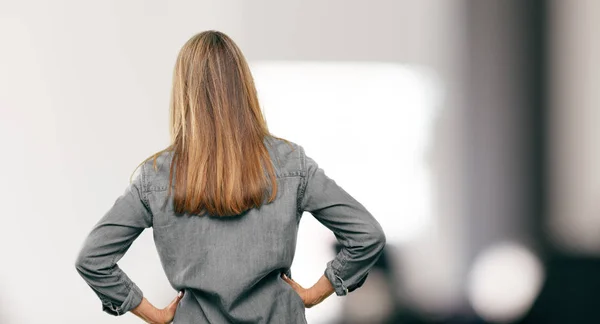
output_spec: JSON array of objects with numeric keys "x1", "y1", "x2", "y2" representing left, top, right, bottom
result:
[
  {"x1": 132, "y1": 291, "x2": 184, "y2": 323},
  {"x1": 156, "y1": 291, "x2": 185, "y2": 323}
]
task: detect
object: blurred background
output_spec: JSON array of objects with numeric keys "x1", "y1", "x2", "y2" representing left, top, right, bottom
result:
[{"x1": 1, "y1": 0, "x2": 599, "y2": 323}]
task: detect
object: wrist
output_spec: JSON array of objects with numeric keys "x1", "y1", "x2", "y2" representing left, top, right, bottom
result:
[
  {"x1": 148, "y1": 308, "x2": 164, "y2": 324},
  {"x1": 131, "y1": 298, "x2": 163, "y2": 324},
  {"x1": 309, "y1": 274, "x2": 335, "y2": 307},
  {"x1": 304, "y1": 287, "x2": 316, "y2": 306}
]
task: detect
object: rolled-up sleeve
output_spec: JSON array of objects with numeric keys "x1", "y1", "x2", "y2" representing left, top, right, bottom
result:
[
  {"x1": 75, "y1": 164, "x2": 152, "y2": 316},
  {"x1": 298, "y1": 147, "x2": 386, "y2": 296}
]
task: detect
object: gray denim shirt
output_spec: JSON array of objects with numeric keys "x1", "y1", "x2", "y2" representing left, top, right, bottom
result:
[{"x1": 75, "y1": 136, "x2": 386, "y2": 323}]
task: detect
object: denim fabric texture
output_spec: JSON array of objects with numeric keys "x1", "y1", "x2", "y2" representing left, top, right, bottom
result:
[{"x1": 75, "y1": 135, "x2": 386, "y2": 323}]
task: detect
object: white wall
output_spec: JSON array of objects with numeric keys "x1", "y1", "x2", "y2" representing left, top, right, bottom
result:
[
  {"x1": 0, "y1": 1, "x2": 243, "y2": 323},
  {"x1": 0, "y1": 0, "x2": 466, "y2": 322}
]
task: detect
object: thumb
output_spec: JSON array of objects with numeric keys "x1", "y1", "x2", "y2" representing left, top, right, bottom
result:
[
  {"x1": 282, "y1": 274, "x2": 301, "y2": 289},
  {"x1": 167, "y1": 291, "x2": 184, "y2": 309}
]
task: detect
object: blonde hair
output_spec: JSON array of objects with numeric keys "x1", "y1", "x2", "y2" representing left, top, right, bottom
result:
[{"x1": 132, "y1": 30, "x2": 291, "y2": 216}]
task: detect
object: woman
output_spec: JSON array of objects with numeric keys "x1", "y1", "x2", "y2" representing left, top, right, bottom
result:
[{"x1": 75, "y1": 30, "x2": 386, "y2": 324}]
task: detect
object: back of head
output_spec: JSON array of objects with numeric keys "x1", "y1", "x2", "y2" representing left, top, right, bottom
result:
[{"x1": 142, "y1": 30, "x2": 282, "y2": 217}]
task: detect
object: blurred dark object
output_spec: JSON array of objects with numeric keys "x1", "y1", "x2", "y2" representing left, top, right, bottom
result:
[{"x1": 518, "y1": 255, "x2": 600, "y2": 324}]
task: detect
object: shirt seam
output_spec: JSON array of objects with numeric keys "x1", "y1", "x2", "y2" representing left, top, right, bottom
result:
[
  {"x1": 269, "y1": 136, "x2": 283, "y2": 175},
  {"x1": 296, "y1": 146, "x2": 307, "y2": 218},
  {"x1": 140, "y1": 163, "x2": 154, "y2": 225}
]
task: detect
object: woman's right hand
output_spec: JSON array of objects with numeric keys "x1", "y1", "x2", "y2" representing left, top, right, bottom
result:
[
  {"x1": 282, "y1": 273, "x2": 335, "y2": 308},
  {"x1": 281, "y1": 274, "x2": 314, "y2": 308}
]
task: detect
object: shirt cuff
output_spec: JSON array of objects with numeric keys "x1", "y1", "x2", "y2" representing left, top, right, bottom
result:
[
  {"x1": 324, "y1": 260, "x2": 349, "y2": 296},
  {"x1": 101, "y1": 282, "x2": 144, "y2": 316}
]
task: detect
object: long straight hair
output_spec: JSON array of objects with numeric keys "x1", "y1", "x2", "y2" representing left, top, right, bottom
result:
[{"x1": 132, "y1": 30, "x2": 290, "y2": 217}]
